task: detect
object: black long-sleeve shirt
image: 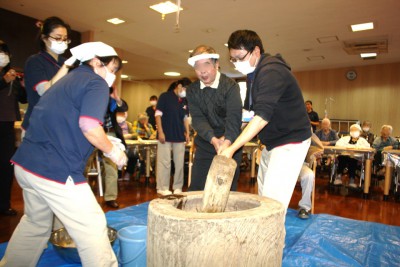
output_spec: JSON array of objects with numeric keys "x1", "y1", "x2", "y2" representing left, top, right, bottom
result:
[
  {"x1": 0, "y1": 70, "x2": 26, "y2": 122},
  {"x1": 248, "y1": 54, "x2": 311, "y2": 150}
]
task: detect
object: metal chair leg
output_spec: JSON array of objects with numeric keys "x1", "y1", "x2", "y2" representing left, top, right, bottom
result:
[
  {"x1": 330, "y1": 156, "x2": 337, "y2": 184},
  {"x1": 359, "y1": 159, "x2": 365, "y2": 188},
  {"x1": 96, "y1": 151, "x2": 103, "y2": 197}
]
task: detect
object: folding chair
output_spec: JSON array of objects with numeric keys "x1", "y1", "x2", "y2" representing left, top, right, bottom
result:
[{"x1": 85, "y1": 149, "x2": 104, "y2": 197}]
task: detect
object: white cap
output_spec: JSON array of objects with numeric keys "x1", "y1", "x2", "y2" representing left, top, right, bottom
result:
[
  {"x1": 187, "y1": 53, "x2": 220, "y2": 67},
  {"x1": 350, "y1": 124, "x2": 362, "y2": 132},
  {"x1": 70, "y1": 42, "x2": 118, "y2": 62}
]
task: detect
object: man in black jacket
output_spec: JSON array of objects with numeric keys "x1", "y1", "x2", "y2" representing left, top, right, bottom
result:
[{"x1": 221, "y1": 30, "x2": 311, "y2": 209}]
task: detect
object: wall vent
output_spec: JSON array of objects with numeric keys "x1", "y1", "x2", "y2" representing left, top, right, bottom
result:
[{"x1": 343, "y1": 39, "x2": 388, "y2": 55}]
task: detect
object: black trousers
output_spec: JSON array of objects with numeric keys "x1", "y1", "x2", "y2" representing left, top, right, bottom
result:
[
  {"x1": 189, "y1": 137, "x2": 243, "y2": 191},
  {"x1": 337, "y1": 155, "x2": 358, "y2": 178},
  {"x1": 0, "y1": 121, "x2": 15, "y2": 211}
]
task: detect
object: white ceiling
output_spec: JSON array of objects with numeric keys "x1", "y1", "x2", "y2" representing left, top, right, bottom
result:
[{"x1": 2, "y1": 0, "x2": 400, "y2": 80}]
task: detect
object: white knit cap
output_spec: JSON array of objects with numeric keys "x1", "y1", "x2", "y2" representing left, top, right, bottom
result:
[
  {"x1": 350, "y1": 124, "x2": 362, "y2": 132},
  {"x1": 70, "y1": 42, "x2": 118, "y2": 62},
  {"x1": 187, "y1": 53, "x2": 220, "y2": 67}
]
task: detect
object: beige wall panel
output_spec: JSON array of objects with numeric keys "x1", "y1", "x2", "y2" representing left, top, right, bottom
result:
[
  {"x1": 121, "y1": 63, "x2": 399, "y2": 137},
  {"x1": 294, "y1": 62, "x2": 400, "y2": 137},
  {"x1": 121, "y1": 80, "x2": 174, "y2": 122}
]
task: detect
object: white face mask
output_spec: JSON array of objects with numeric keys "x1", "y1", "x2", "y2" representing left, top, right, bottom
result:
[
  {"x1": 103, "y1": 65, "x2": 116, "y2": 87},
  {"x1": 178, "y1": 90, "x2": 186, "y2": 98},
  {"x1": 350, "y1": 131, "x2": 360, "y2": 138},
  {"x1": 362, "y1": 127, "x2": 370, "y2": 132},
  {"x1": 150, "y1": 100, "x2": 157, "y2": 106},
  {"x1": 233, "y1": 53, "x2": 256, "y2": 75},
  {"x1": 48, "y1": 41, "x2": 68, "y2": 55},
  {"x1": 116, "y1": 116, "x2": 126, "y2": 124},
  {"x1": 0, "y1": 53, "x2": 10, "y2": 67}
]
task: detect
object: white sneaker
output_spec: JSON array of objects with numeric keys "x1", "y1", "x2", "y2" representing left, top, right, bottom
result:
[
  {"x1": 173, "y1": 189, "x2": 182, "y2": 194},
  {"x1": 157, "y1": 190, "x2": 172, "y2": 196},
  {"x1": 333, "y1": 175, "x2": 342, "y2": 185},
  {"x1": 349, "y1": 179, "x2": 357, "y2": 188}
]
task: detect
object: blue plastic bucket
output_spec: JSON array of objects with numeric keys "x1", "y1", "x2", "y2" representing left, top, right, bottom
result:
[{"x1": 117, "y1": 225, "x2": 147, "y2": 267}]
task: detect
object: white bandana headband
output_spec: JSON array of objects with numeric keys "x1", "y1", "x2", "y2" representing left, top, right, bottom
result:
[
  {"x1": 187, "y1": 53, "x2": 220, "y2": 67},
  {"x1": 70, "y1": 42, "x2": 118, "y2": 62}
]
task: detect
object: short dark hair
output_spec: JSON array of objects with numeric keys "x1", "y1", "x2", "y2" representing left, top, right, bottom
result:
[
  {"x1": 305, "y1": 100, "x2": 313, "y2": 105},
  {"x1": 149, "y1": 95, "x2": 158, "y2": 101},
  {"x1": 178, "y1": 77, "x2": 192, "y2": 88},
  {"x1": 227, "y1": 30, "x2": 265, "y2": 54},
  {"x1": 167, "y1": 77, "x2": 192, "y2": 92},
  {"x1": 99, "y1": 56, "x2": 122, "y2": 72},
  {"x1": 0, "y1": 40, "x2": 10, "y2": 55},
  {"x1": 0, "y1": 40, "x2": 11, "y2": 72},
  {"x1": 82, "y1": 56, "x2": 123, "y2": 72},
  {"x1": 167, "y1": 81, "x2": 178, "y2": 92},
  {"x1": 38, "y1": 16, "x2": 71, "y2": 51}
]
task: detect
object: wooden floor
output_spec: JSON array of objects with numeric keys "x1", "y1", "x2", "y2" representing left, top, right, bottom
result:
[{"x1": 1, "y1": 168, "x2": 399, "y2": 244}]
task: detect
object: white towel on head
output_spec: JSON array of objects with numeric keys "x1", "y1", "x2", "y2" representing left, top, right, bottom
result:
[
  {"x1": 70, "y1": 42, "x2": 118, "y2": 62},
  {"x1": 187, "y1": 53, "x2": 219, "y2": 67}
]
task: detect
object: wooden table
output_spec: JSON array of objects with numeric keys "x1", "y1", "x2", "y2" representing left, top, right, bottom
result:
[
  {"x1": 243, "y1": 142, "x2": 259, "y2": 183},
  {"x1": 14, "y1": 121, "x2": 22, "y2": 147},
  {"x1": 125, "y1": 140, "x2": 158, "y2": 185},
  {"x1": 323, "y1": 146, "x2": 375, "y2": 198},
  {"x1": 126, "y1": 140, "x2": 193, "y2": 185},
  {"x1": 382, "y1": 149, "x2": 400, "y2": 201}
]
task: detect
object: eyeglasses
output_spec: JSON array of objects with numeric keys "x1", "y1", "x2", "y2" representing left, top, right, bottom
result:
[
  {"x1": 230, "y1": 50, "x2": 251, "y2": 63},
  {"x1": 48, "y1": 35, "x2": 71, "y2": 44}
]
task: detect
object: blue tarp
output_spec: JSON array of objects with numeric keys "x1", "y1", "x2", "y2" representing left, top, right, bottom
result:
[{"x1": 1, "y1": 203, "x2": 399, "y2": 266}]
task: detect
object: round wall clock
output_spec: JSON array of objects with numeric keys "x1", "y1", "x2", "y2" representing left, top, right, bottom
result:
[{"x1": 346, "y1": 70, "x2": 357, "y2": 81}]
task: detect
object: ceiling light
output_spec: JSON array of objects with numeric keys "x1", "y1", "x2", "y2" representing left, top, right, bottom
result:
[
  {"x1": 150, "y1": 1, "x2": 183, "y2": 15},
  {"x1": 107, "y1": 18, "x2": 125, "y2": 25},
  {"x1": 224, "y1": 43, "x2": 228, "y2": 47},
  {"x1": 122, "y1": 60, "x2": 128, "y2": 64},
  {"x1": 351, "y1": 22, "x2": 374, "y2": 32},
  {"x1": 360, "y1": 53, "x2": 377, "y2": 58},
  {"x1": 164, "y1": 72, "x2": 181, "y2": 77},
  {"x1": 188, "y1": 50, "x2": 193, "y2": 53},
  {"x1": 121, "y1": 74, "x2": 129, "y2": 79}
]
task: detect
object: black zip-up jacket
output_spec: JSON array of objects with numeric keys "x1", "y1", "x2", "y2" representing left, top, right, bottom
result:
[{"x1": 247, "y1": 54, "x2": 311, "y2": 149}]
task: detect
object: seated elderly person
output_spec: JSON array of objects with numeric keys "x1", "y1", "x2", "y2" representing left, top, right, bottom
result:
[
  {"x1": 372, "y1": 125, "x2": 399, "y2": 175},
  {"x1": 315, "y1": 118, "x2": 339, "y2": 146},
  {"x1": 124, "y1": 113, "x2": 157, "y2": 180},
  {"x1": 333, "y1": 124, "x2": 370, "y2": 187},
  {"x1": 132, "y1": 113, "x2": 157, "y2": 140},
  {"x1": 117, "y1": 112, "x2": 135, "y2": 140},
  {"x1": 361, "y1": 120, "x2": 375, "y2": 146},
  {"x1": 315, "y1": 118, "x2": 338, "y2": 166}
]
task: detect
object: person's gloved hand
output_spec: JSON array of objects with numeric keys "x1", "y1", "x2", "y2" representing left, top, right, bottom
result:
[
  {"x1": 64, "y1": 56, "x2": 77, "y2": 67},
  {"x1": 107, "y1": 135, "x2": 126, "y2": 151},
  {"x1": 103, "y1": 144, "x2": 128, "y2": 170}
]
